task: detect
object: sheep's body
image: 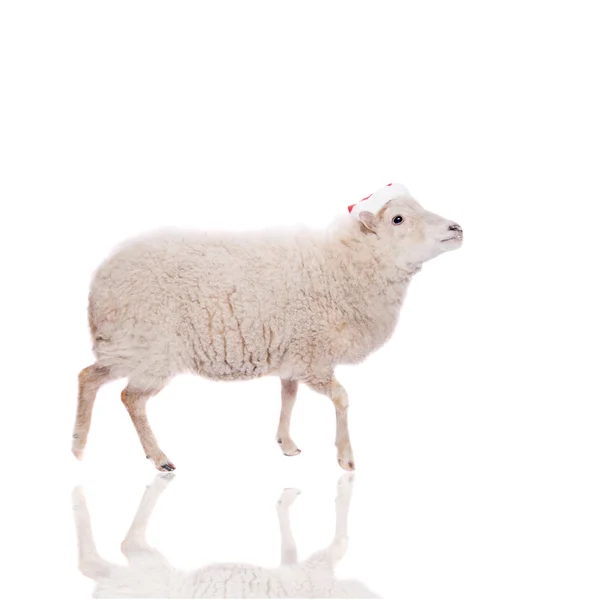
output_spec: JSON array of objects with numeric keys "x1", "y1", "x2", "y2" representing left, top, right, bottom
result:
[
  {"x1": 89, "y1": 223, "x2": 411, "y2": 387},
  {"x1": 73, "y1": 187, "x2": 462, "y2": 471}
]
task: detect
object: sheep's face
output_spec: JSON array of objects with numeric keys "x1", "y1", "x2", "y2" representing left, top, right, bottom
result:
[{"x1": 358, "y1": 196, "x2": 463, "y2": 264}]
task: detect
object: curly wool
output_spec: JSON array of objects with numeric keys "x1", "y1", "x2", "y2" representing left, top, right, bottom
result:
[{"x1": 89, "y1": 217, "x2": 416, "y2": 390}]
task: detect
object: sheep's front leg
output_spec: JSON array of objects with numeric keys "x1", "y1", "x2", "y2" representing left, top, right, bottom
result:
[
  {"x1": 276, "y1": 379, "x2": 301, "y2": 456},
  {"x1": 306, "y1": 376, "x2": 355, "y2": 471}
]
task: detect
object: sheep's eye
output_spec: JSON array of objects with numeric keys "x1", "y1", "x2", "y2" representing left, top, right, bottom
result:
[{"x1": 392, "y1": 215, "x2": 403, "y2": 225}]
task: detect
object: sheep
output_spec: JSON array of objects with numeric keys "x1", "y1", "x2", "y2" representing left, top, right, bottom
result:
[
  {"x1": 72, "y1": 473, "x2": 379, "y2": 598},
  {"x1": 72, "y1": 183, "x2": 463, "y2": 471}
]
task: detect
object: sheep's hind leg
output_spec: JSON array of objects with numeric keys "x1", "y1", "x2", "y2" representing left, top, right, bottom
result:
[
  {"x1": 121, "y1": 384, "x2": 175, "y2": 472},
  {"x1": 276, "y1": 379, "x2": 301, "y2": 456},
  {"x1": 305, "y1": 376, "x2": 355, "y2": 471},
  {"x1": 72, "y1": 364, "x2": 114, "y2": 460}
]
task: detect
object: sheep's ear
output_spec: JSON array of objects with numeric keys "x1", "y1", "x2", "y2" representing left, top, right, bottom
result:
[{"x1": 358, "y1": 210, "x2": 378, "y2": 233}]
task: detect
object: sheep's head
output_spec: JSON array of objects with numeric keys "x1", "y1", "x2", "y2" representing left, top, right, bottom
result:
[{"x1": 352, "y1": 186, "x2": 462, "y2": 265}]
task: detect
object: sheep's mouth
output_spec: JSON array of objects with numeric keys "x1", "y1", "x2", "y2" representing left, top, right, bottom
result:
[{"x1": 441, "y1": 235, "x2": 461, "y2": 243}]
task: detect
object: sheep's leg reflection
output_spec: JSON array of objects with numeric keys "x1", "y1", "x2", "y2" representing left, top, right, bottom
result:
[
  {"x1": 120, "y1": 473, "x2": 175, "y2": 568},
  {"x1": 277, "y1": 487, "x2": 301, "y2": 565},
  {"x1": 305, "y1": 473, "x2": 355, "y2": 569},
  {"x1": 331, "y1": 472, "x2": 354, "y2": 562},
  {"x1": 72, "y1": 486, "x2": 127, "y2": 580}
]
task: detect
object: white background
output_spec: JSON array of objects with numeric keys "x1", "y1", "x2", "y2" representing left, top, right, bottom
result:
[{"x1": 1, "y1": 1, "x2": 599, "y2": 598}]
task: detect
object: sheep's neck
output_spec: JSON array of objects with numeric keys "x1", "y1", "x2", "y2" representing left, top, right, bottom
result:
[
  {"x1": 354, "y1": 255, "x2": 417, "y2": 321},
  {"x1": 329, "y1": 233, "x2": 421, "y2": 360},
  {"x1": 338, "y1": 233, "x2": 420, "y2": 308}
]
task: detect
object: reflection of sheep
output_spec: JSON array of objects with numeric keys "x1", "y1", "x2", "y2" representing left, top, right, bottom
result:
[
  {"x1": 73, "y1": 474, "x2": 379, "y2": 598},
  {"x1": 72, "y1": 184, "x2": 462, "y2": 471}
]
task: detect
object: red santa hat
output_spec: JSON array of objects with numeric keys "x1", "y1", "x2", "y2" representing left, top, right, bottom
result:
[{"x1": 348, "y1": 183, "x2": 411, "y2": 218}]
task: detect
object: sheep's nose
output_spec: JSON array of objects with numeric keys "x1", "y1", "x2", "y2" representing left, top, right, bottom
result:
[{"x1": 448, "y1": 223, "x2": 462, "y2": 232}]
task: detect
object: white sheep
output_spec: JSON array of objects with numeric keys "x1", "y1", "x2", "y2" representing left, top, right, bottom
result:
[
  {"x1": 72, "y1": 183, "x2": 463, "y2": 471},
  {"x1": 72, "y1": 473, "x2": 379, "y2": 598}
]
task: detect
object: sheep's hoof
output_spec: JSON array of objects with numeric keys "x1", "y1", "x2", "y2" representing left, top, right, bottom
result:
[
  {"x1": 72, "y1": 441, "x2": 84, "y2": 461},
  {"x1": 337, "y1": 458, "x2": 355, "y2": 472},
  {"x1": 284, "y1": 448, "x2": 302, "y2": 457},
  {"x1": 277, "y1": 436, "x2": 301, "y2": 456},
  {"x1": 279, "y1": 441, "x2": 301, "y2": 456},
  {"x1": 146, "y1": 453, "x2": 176, "y2": 472}
]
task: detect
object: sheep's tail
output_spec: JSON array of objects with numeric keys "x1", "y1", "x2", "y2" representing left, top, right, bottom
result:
[
  {"x1": 88, "y1": 294, "x2": 97, "y2": 339},
  {"x1": 87, "y1": 295, "x2": 109, "y2": 357}
]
